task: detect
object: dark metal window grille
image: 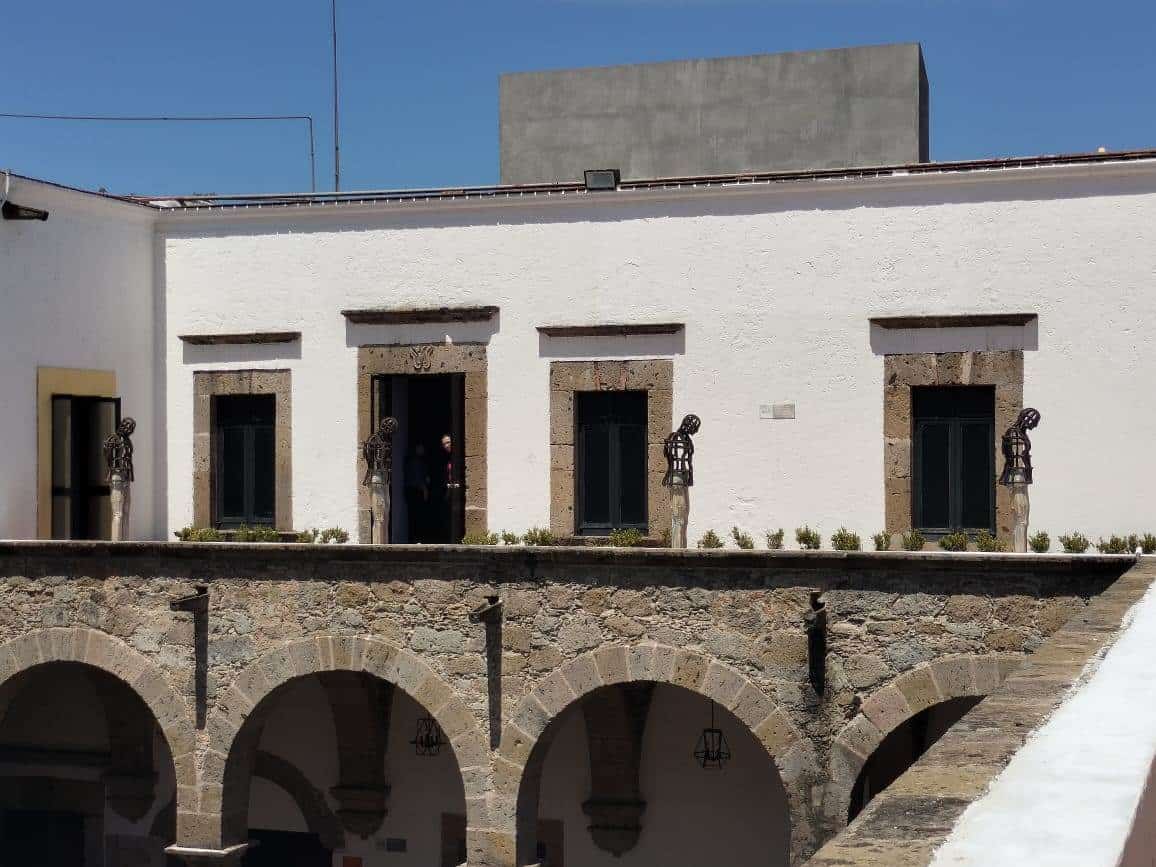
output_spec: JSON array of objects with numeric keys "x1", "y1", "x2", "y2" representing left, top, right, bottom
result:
[
  {"x1": 912, "y1": 386, "x2": 995, "y2": 535},
  {"x1": 212, "y1": 394, "x2": 276, "y2": 528},
  {"x1": 50, "y1": 394, "x2": 120, "y2": 539},
  {"x1": 575, "y1": 391, "x2": 647, "y2": 535}
]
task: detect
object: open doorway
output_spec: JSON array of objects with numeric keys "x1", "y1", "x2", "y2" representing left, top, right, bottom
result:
[{"x1": 372, "y1": 373, "x2": 465, "y2": 543}]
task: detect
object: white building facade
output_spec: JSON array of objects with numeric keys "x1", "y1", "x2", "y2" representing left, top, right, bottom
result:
[{"x1": 3, "y1": 151, "x2": 1156, "y2": 548}]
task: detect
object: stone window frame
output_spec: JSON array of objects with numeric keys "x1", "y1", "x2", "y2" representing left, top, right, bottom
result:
[
  {"x1": 356, "y1": 344, "x2": 487, "y2": 543},
  {"x1": 193, "y1": 370, "x2": 293, "y2": 532},
  {"x1": 549, "y1": 360, "x2": 673, "y2": 541},
  {"x1": 884, "y1": 351, "x2": 1023, "y2": 545}
]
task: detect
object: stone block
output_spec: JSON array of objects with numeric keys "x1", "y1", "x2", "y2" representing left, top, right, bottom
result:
[
  {"x1": 895, "y1": 664, "x2": 942, "y2": 715},
  {"x1": 451, "y1": 730, "x2": 491, "y2": 771},
  {"x1": 730, "y1": 683, "x2": 775, "y2": 729},
  {"x1": 626, "y1": 644, "x2": 656, "y2": 681},
  {"x1": 754, "y1": 709, "x2": 799, "y2": 758},
  {"x1": 548, "y1": 391, "x2": 575, "y2": 445},
  {"x1": 176, "y1": 810, "x2": 223, "y2": 849},
  {"x1": 512, "y1": 696, "x2": 550, "y2": 741},
  {"x1": 438, "y1": 699, "x2": 480, "y2": 743},
  {"x1": 836, "y1": 714, "x2": 884, "y2": 760},
  {"x1": 411, "y1": 674, "x2": 453, "y2": 716},
  {"x1": 497, "y1": 723, "x2": 534, "y2": 767},
  {"x1": 594, "y1": 645, "x2": 629, "y2": 685},
  {"x1": 930, "y1": 655, "x2": 977, "y2": 698},
  {"x1": 861, "y1": 684, "x2": 912, "y2": 735},
  {"x1": 535, "y1": 671, "x2": 577, "y2": 717},
  {"x1": 651, "y1": 644, "x2": 677, "y2": 682},
  {"x1": 671, "y1": 650, "x2": 707, "y2": 691},
  {"x1": 971, "y1": 655, "x2": 1003, "y2": 694},
  {"x1": 492, "y1": 755, "x2": 524, "y2": 799},
  {"x1": 701, "y1": 662, "x2": 746, "y2": 709},
  {"x1": 562, "y1": 653, "x2": 603, "y2": 698},
  {"x1": 467, "y1": 828, "x2": 516, "y2": 867}
]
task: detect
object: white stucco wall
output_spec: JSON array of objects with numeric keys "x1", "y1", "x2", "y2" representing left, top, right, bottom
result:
[
  {"x1": 158, "y1": 160, "x2": 1156, "y2": 543},
  {"x1": 538, "y1": 682, "x2": 790, "y2": 865},
  {"x1": 0, "y1": 175, "x2": 159, "y2": 540}
]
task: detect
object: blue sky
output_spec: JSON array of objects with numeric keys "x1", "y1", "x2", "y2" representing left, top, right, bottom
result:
[{"x1": 3, "y1": 0, "x2": 1154, "y2": 195}]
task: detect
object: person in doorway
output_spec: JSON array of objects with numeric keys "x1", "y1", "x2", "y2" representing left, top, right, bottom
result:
[
  {"x1": 435, "y1": 433, "x2": 455, "y2": 542},
  {"x1": 403, "y1": 443, "x2": 430, "y2": 542}
]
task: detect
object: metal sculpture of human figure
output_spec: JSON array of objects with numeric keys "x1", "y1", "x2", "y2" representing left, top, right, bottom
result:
[
  {"x1": 363, "y1": 417, "x2": 399, "y2": 543},
  {"x1": 999, "y1": 408, "x2": 1041, "y2": 486},
  {"x1": 663, "y1": 414, "x2": 701, "y2": 548},
  {"x1": 103, "y1": 417, "x2": 136, "y2": 541},
  {"x1": 999, "y1": 408, "x2": 1041, "y2": 553}
]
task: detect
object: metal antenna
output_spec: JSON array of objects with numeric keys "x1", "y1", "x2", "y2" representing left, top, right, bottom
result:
[{"x1": 331, "y1": 0, "x2": 341, "y2": 191}]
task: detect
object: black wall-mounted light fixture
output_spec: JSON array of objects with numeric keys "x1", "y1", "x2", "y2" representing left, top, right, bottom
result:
[
  {"x1": 412, "y1": 715, "x2": 445, "y2": 757},
  {"x1": 693, "y1": 699, "x2": 731, "y2": 769},
  {"x1": 2, "y1": 200, "x2": 49, "y2": 221},
  {"x1": 583, "y1": 169, "x2": 621, "y2": 192}
]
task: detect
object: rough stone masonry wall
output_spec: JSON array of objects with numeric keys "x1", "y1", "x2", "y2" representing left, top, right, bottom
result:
[{"x1": 0, "y1": 543, "x2": 1132, "y2": 865}]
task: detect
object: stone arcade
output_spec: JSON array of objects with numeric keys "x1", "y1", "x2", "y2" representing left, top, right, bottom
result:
[{"x1": 0, "y1": 542, "x2": 1137, "y2": 865}]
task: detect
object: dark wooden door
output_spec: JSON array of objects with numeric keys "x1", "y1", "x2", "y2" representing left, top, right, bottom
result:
[{"x1": 448, "y1": 373, "x2": 466, "y2": 543}]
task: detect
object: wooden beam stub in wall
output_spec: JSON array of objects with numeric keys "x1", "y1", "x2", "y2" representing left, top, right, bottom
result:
[
  {"x1": 340, "y1": 305, "x2": 499, "y2": 325},
  {"x1": 869, "y1": 313, "x2": 1036, "y2": 330},
  {"x1": 537, "y1": 323, "x2": 684, "y2": 338},
  {"x1": 178, "y1": 331, "x2": 301, "y2": 346}
]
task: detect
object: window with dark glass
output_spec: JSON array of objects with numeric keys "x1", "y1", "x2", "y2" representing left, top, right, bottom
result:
[
  {"x1": 576, "y1": 391, "x2": 647, "y2": 535},
  {"x1": 51, "y1": 395, "x2": 120, "y2": 540},
  {"x1": 912, "y1": 386, "x2": 995, "y2": 535},
  {"x1": 213, "y1": 394, "x2": 276, "y2": 528}
]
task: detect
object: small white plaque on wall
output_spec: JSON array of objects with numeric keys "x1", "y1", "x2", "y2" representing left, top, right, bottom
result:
[{"x1": 760, "y1": 403, "x2": 796, "y2": 420}]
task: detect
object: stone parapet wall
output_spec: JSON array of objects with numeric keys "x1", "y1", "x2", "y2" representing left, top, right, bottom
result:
[{"x1": 0, "y1": 542, "x2": 1135, "y2": 864}]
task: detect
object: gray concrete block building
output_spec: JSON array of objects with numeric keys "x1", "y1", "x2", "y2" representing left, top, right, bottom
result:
[{"x1": 500, "y1": 43, "x2": 929, "y2": 183}]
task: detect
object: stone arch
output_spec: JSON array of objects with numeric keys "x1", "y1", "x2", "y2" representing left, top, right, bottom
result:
[
  {"x1": 0, "y1": 627, "x2": 196, "y2": 792},
  {"x1": 201, "y1": 635, "x2": 489, "y2": 854},
  {"x1": 825, "y1": 653, "x2": 1020, "y2": 830},
  {"x1": 495, "y1": 642, "x2": 819, "y2": 866}
]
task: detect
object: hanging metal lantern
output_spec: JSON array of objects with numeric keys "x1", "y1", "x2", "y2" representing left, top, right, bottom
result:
[
  {"x1": 412, "y1": 715, "x2": 445, "y2": 757},
  {"x1": 693, "y1": 700, "x2": 731, "y2": 769}
]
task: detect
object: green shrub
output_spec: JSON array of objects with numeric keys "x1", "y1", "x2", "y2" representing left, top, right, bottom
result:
[
  {"x1": 831, "y1": 527, "x2": 861, "y2": 551},
  {"x1": 297, "y1": 528, "x2": 319, "y2": 543},
  {"x1": 697, "y1": 530, "x2": 725, "y2": 549},
  {"x1": 320, "y1": 527, "x2": 348, "y2": 544},
  {"x1": 1059, "y1": 531, "x2": 1090, "y2": 553},
  {"x1": 1097, "y1": 534, "x2": 1132, "y2": 554},
  {"x1": 1127, "y1": 534, "x2": 1141, "y2": 553},
  {"x1": 901, "y1": 530, "x2": 926, "y2": 551},
  {"x1": 609, "y1": 528, "x2": 645, "y2": 547},
  {"x1": 765, "y1": 529, "x2": 785, "y2": 550},
  {"x1": 233, "y1": 524, "x2": 280, "y2": 542},
  {"x1": 522, "y1": 527, "x2": 557, "y2": 546},
  {"x1": 1029, "y1": 531, "x2": 1051, "y2": 553},
  {"x1": 939, "y1": 532, "x2": 970, "y2": 552},
  {"x1": 872, "y1": 532, "x2": 890, "y2": 551},
  {"x1": 462, "y1": 532, "x2": 499, "y2": 545},
  {"x1": 501, "y1": 530, "x2": 521, "y2": 546},
  {"x1": 175, "y1": 526, "x2": 222, "y2": 542},
  {"x1": 1142, "y1": 534, "x2": 1156, "y2": 555},
  {"x1": 730, "y1": 527, "x2": 755, "y2": 550},
  {"x1": 795, "y1": 526, "x2": 821, "y2": 550},
  {"x1": 975, "y1": 530, "x2": 1007, "y2": 552}
]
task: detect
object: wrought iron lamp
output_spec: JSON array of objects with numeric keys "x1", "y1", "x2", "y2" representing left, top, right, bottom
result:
[
  {"x1": 693, "y1": 700, "x2": 731, "y2": 769},
  {"x1": 412, "y1": 715, "x2": 445, "y2": 757}
]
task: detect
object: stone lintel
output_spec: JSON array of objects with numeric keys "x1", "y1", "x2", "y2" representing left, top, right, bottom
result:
[
  {"x1": 164, "y1": 843, "x2": 250, "y2": 867},
  {"x1": 342, "y1": 305, "x2": 499, "y2": 325},
  {"x1": 178, "y1": 332, "x2": 301, "y2": 346},
  {"x1": 870, "y1": 313, "x2": 1036, "y2": 330},
  {"x1": 537, "y1": 323, "x2": 684, "y2": 338}
]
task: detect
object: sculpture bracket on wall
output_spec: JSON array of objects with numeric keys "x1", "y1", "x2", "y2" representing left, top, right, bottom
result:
[{"x1": 170, "y1": 585, "x2": 209, "y2": 728}]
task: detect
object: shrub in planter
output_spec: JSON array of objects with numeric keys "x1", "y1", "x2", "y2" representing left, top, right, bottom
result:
[
  {"x1": 975, "y1": 530, "x2": 1007, "y2": 552},
  {"x1": 522, "y1": 527, "x2": 557, "y2": 546},
  {"x1": 765, "y1": 529, "x2": 785, "y2": 550},
  {"x1": 501, "y1": 530, "x2": 521, "y2": 546},
  {"x1": 175, "y1": 526, "x2": 222, "y2": 542},
  {"x1": 1059, "y1": 532, "x2": 1090, "y2": 554},
  {"x1": 795, "y1": 526, "x2": 822, "y2": 550},
  {"x1": 939, "y1": 532, "x2": 970, "y2": 552},
  {"x1": 730, "y1": 527, "x2": 755, "y2": 550},
  {"x1": 320, "y1": 527, "x2": 349, "y2": 544},
  {"x1": 462, "y1": 532, "x2": 499, "y2": 545},
  {"x1": 1142, "y1": 534, "x2": 1156, "y2": 555},
  {"x1": 234, "y1": 525, "x2": 280, "y2": 542},
  {"x1": 872, "y1": 532, "x2": 890, "y2": 551},
  {"x1": 901, "y1": 530, "x2": 926, "y2": 551},
  {"x1": 1029, "y1": 531, "x2": 1051, "y2": 553},
  {"x1": 1096, "y1": 535, "x2": 1132, "y2": 554},
  {"x1": 697, "y1": 530, "x2": 725, "y2": 549},
  {"x1": 609, "y1": 528, "x2": 645, "y2": 547},
  {"x1": 831, "y1": 527, "x2": 861, "y2": 551}
]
